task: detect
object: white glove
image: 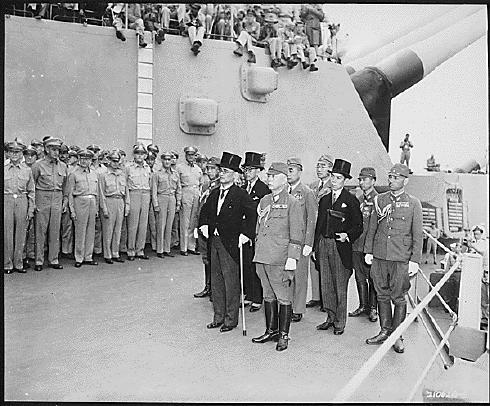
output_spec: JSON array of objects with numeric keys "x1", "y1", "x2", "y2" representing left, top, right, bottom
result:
[
  {"x1": 193, "y1": 228, "x2": 199, "y2": 239},
  {"x1": 408, "y1": 261, "x2": 419, "y2": 277},
  {"x1": 364, "y1": 254, "x2": 373, "y2": 265},
  {"x1": 199, "y1": 225, "x2": 209, "y2": 239},
  {"x1": 285, "y1": 258, "x2": 297, "y2": 271},
  {"x1": 238, "y1": 233, "x2": 251, "y2": 247},
  {"x1": 302, "y1": 245, "x2": 312, "y2": 256}
]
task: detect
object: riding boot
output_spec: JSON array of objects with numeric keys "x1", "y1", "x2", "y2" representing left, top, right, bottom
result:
[
  {"x1": 366, "y1": 301, "x2": 392, "y2": 345},
  {"x1": 368, "y1": 281, "x2": 378, "y2": 322},
  {"x1": 252, "y1": 300, "x2": 279, "y2": 343},
  {"x1": 276, "y1": 303, "x2": 292, "y2": 351},
  {"x1": 391, "y1": 302, "x2": 407, "y2": 353},
  {"x1": 349, "y1": 277, "x2": 368, "y2": 317}
]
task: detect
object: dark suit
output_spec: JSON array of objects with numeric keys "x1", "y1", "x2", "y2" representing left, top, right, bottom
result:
[
  {"x1": 200, "y1": 184, "x2": 256, "y2": 327},
  {"x1": 313, "y1": 188, "x2": 363, "y2": 329},
  {"x1": 242, "y1": 179, "x2": 271, "y2": 304}
]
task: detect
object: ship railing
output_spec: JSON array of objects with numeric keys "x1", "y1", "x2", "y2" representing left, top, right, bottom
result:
[{"x1": 334, "y1": 232, "x2": 460, "y2": 402}]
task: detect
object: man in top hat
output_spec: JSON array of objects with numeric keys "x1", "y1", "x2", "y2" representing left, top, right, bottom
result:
[
  {"x1": 364, "y1": 163, "x2": 423, "y2": 353},
  {"x1": 176, "y1": 146, "x2": 203, "y2": 256},
  {"x1": 252, "y1": 162, "x2": 304, "y2": 351},
  {"x1": 287, "y1": 157, "x2": 318, "y2": 322},
  {"x1": 125, "y1": 143, "x2": 152, "y2": 260},
  {"x1": 31, "y1": 139, "x2": 45, "y2": 160},
  {"x1": 4, "y1": 140, "x2": 35, "y2": 274},
  {"x1": 184, "y1": 4, "x2": 205, "y2": 56},
  {"x1": 199, "y1": 152, "x2": 256, "y2": 333},
  {"x1": 307, "y1": 154, "x2": 334, "y2": 309},
  {"x1": 194, "y1": 156, "x2": 221, "y2": 299},
  {"x1": 314, "y1": 158, "x2": 363, "y2": 336},
  {"x1": 22, "y1": 145, "x2": 38, "y2": 267},
  {"x1": 349, "y1": 167, "x2": 379, "y2": 322},
  {"x1": 67, "y1": 149, "x2": 99, "y2": 268},
  {"x1": 241, "y1": 152, "x2": 271, "y2": 312},
  {"x1": 31, "y1": 137, "x2": 69, "y2": 271},
  {"x1": 152, "y1": 151, "x2": 182, "y2": 259}
]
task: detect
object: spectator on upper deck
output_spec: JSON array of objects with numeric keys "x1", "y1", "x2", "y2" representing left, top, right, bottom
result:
[
  {"x1": 257, "y1": 12, "x2": 283, "y2": 69},
  {"x1": 143, "y1": 4, "x2": 165, "y2": 45},
  {"x1": 213, "y1": 4, "x2": 234, "y2": 41},
  {"x1": 107, "y1": 3, "x2": 147, "y2": 47},
  {"x1": 294, "y1": 20, "x2": 318, "y2": 71},
  {"x1": 233, "y1": 8, "x2": 260, "y2": 64},
  {"x1": 184, "y1": 3, "x2": 205, "y2": 56},
  {"x1": 300, "y1": 4, "x2": 324, "y2": 68}
]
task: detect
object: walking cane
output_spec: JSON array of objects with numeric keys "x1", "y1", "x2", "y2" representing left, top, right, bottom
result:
[{"x1": 239, "y1": 243, "x2": 247, "y2": 336}]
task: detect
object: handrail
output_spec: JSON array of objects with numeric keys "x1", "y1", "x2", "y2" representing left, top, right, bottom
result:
[
  {"x1": 423, "y1": 228, "x2": 453, "y2": 255},
  {"x1": 333, "y1": 260, "x2": 460, "y2": 402}
]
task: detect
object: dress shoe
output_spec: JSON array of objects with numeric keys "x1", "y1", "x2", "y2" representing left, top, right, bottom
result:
[
  {"x1": 83, "y1": 260, "x2": 98, "y2": 266},
  {"x1": 23, "y1": 260, "x2": 31, "y2": 269},
  {"x1": 393, "y1": 337, "x2": 405, "y2": 353},
  {"x1": 5, "y1": 269, "x2": 13, "y2": 274},
  {"x1": 116, "y1": 30, "x2": 126, "y2": 41},
  {"x1": 366, "y1": 331, "x2": 390, "y2": 345},
  {"x1": 16, "y1": 268, "x2": 27, "y2": 273},
  {"x1": 291, "y1": 313, "x2": 303, "y2": 322},
  {"x1": 180, "y1": 251, "x2": 188, "y2": 256},
  {"x1": 74, "y1": 262, "x2": 82, "y2": 268},
  {"x1": 333, "y1": 328, "x2": 344, "y2": 335},
  {"x1": 247, "y1": 51, "x2": 256, "y2": 63},
  {"x1": 249, "y1": 304, "x2": 262, "y2": 312},
  {"x1": 306, "y1": 300, "x2": 321, "y2": 308},
  {"x1": 309, "y1": 64, "x2": 319, "y2": 72},
  {"x1": 127, "y1": 256, "x2": 135, "y2": 261},
  {"x1": 194, "y1": 287, "x2": 211, "y2": 298},
  {"x1": 49, "y1": 263, "x2": 63, "y2": 269},
  {"x1": 191, "y1": 42, "x2": 201, "y2": 55},
  {"x1": 163, "y1": 252, "x2": 174, "y2": 257},
  {"x1": 276, "y1": 333, "x2": 289, "y2": 351},
  {"x1": 316, "y1": 320, "x2": 334, "y2": 330},
  {"x1": 105, "y1": 258, "x2": 114, "y2": 264},
  {"x1": 157, "y1": 253, "x2": 165, "y2": 258},
  {"x1": 233, "y1": 45, "x2": 244, "y2": 56},
  {"x1": 349, "y1": 306, "x2": 368, "y2": 317},
  {"x1": 206, "y1": 321, "x2": 223, "y2": 329},
  {"x1": 136, "y1": 254, "x2": 149, "y2": 260},
  {"x1": 34, "y1": 265, "x2": 43, "y2": 271},
  {"x1": 220, "y1": 325, "x2": 235, "y2": 333},
  {"x1": 113, "y1": 257, "x2": 125, "y2": 263},
  {"x1": 188, "y1": 250, "x2": 200, "y2": 256}
]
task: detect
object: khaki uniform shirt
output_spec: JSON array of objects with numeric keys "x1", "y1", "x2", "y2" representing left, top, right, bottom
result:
[
  {"x1": 254, "y1": 187, "x2": 304, "y2": 265},
  {"x1": 151, "y1": 167, "x2": 182, "y2": 209},
  {"x1": 365, "y1": 191, "x2": 423, "y2": 264},
  {"x1": 176, "y1": 161, "x2": 202, "y2": 189},
  {"x1": 125, "y1": 161, "x2": 151, "y2": 191},
  {"x1": 31, "y1": 158, "x2": 68, "y2": 192},
  {"x1": 4, "y1": 161, "x2": 36, "y2": 216},
  {"x1": 98, "y1": 167, "x2": 128, "y2": 214},
  {"x1": 67, "y1": 166, "x2": 99, "y2": 214}
]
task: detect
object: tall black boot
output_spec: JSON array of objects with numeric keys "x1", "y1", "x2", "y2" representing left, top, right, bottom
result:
[
  {"x1": 391, "y1": 302, "x2": 407, "y2": 353},
  {"x1": 194, "y1": 264, "x2": 211, "y2": 298},
  {"x1": 368, "y1": 281, "x2": 378, "y2": 322},
  {"x1": 276, "y1": 303, "x2": 292, "y2": 351},
  {"x1": 366, "y1": 301, "x2": 392, "y2": 345},
  {"x1": 252, "y1": 300, "x2": 279, "y2": 343},
  {"x1": 349, "y1": 277, "x2": 368, "y2": 317}
]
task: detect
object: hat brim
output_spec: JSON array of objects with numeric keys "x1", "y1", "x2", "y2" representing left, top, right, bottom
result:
[
  {"x1": 330, "y1": 171, "x2": 352, "y2": 179},
  {"x1": 217, "y1": 163, "x2": 242, "y2": 174},
  {"x1": 241, "y1": 164, "x2": 264, "y2": 170}
]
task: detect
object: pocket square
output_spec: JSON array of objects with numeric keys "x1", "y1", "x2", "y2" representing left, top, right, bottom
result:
[{"x1": 341, "y1": 203, "x2": 347, "y2": 208}]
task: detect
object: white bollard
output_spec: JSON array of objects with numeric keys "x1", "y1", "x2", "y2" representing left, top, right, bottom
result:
[{"x1": 458, "y1": 253, "x2": 483, "y2": 328}]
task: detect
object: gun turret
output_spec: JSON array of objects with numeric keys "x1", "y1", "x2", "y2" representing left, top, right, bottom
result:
[{"x1": 350, "y1": 7, "x2": 486, "y2": 150}]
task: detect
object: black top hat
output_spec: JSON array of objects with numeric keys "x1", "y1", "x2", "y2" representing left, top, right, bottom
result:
[
  {"x1": 219, "y1": 152, "x2": 242, "y2": 174},
  {"x1": 330, "y1": 158, "x2": 352, "y2": 179},
  {"x1": 242, "y1": 152, "x2": 264, "y2": 170}
]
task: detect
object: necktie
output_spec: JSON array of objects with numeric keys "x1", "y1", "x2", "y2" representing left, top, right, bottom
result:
[
  {"x1": 333, "y1": 192, "x2": 337, "y2": 204},
  {"x1": 320, "y1": 180, "x2": 324, "y2": 191},
  {"x1": 220, "y1": 189, "x2": 226, "y2": 200},
  {"x1": 288, "y1": 186, "x2": 292, "y2": 194},
  {"x1": 247, "y1": 184, "x2": 252, "y2": 194}
]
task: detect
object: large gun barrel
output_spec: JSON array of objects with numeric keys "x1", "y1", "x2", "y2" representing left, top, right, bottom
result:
[
  {"x1": 350, "y1": 8, "x2": 487, "y2": 150},
  {"x1": 346, "y1": 5, "x2": 484, "y2": 74}
]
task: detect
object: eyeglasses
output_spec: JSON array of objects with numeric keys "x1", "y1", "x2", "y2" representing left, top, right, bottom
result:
[
  {"x1": 219, "y1": 168, "x2": 233, "y2": 174},
  {"x1": 243, "y1": 167, "x2": 256, "y2": 172}
]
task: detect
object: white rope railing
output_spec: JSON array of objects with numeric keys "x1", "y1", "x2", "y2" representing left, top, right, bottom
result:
[{"x1": 333, "y1": 260, "x2": 460, "y2": 402}]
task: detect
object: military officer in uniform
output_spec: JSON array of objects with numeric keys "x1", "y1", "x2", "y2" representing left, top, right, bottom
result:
[
  {"x1": 252, "y1": 162, "x2": 304, "y2": 351},
  {"x1": 364, "y1": 163, "x2": 423, "y2": 353},
  {"x1": 23, "y1": 145, "x2": 38, "y2": 268},
  {"x1": 199, "y1": 152, "x2": 256, "y2": 333},
  {"x1": 177, "y1": 146, "x2": 202, "y2": 256},
  {"x1": 60, "y1": 149, "x2": 78, "y2": 259},
  {"x1": 146, "y1": 151, "x2": 158, "y2": 252},
  {"x1": 31, "y1": 139, "x2": 45, "y2": 160},
  {"x1": 314, "y1": 159, "x2": 363, "y2": 335},
  {"x1": 125, "y1": 143, "x2": 152, "y2": 260},
  {"x1": 152, "y1": 151, "x2": 182, "y2": 258},
  {"x1": 349, "y1": 167, "x2": 379, "y2": 322},
  {"x1": 88, "y1": 144, "x2": 105, "y2": 257},
  {"x1": 31, "y1": 137, "x2": 68, "y2": 271},
  {"x1": 4, "y1": 140, "x2": 35, "y2": 274},
  {"x1": 287, "y1": 157, "x2": 318, "y2": 322},
  {"x1": 67, "y1": 149, "x2": 99, "y2": 268},
  {"x1": 307, "y1": 154, "x2": 334, "y2": 309},
  {"x1": 99, "y1": 150, "x2": 128, "y2": 264},
  {"x1": 194, "y1": 156, "x2": 221, "y2": 299},
  {"x1": 241, "y1": 152, "x2": 271, "y2": 312},
  {"x1": 170, "y1": 150, "x2": 181, "y2": 249}
]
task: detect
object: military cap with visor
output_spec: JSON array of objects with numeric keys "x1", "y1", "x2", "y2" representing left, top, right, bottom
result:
[
  {"x1": 267, "y1": 162, "x2": 289, "y2": 176},
  {"x1": 44, "y1": 137, "x2": 63, "y2": 148},
  {"x1": 78, "y1": 149, "x2": 94, "y2": 159},
  {"x1": 287, "y1": 157, "x2": 303, "y2": 170},
  {"x1": 24, "y1": 145, "x2": 38, "y2": 156},
  {"x1": 6, "y1": 140, "x2": 26, "y2": 151},
  {"x1": 184, "y1": 146, "x2": 198, "y2": 154},
  {"x1": 358, "y1": 167, "x2": 376, "y2": 179},
  {"x1": 133, "y1": 144, "x2": 147, "y2": 154},
  {"x1": 388, "y1": 163, "x2": 410, "y2": 178}
]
